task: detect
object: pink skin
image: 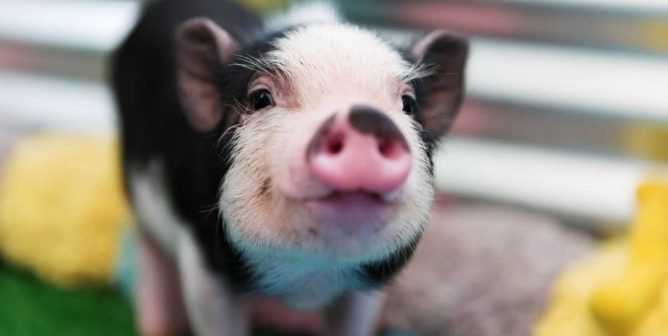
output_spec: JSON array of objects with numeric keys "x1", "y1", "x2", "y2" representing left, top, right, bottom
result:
[{"x1": 308, "y1": 111, "x2": 412, "y2": 195}]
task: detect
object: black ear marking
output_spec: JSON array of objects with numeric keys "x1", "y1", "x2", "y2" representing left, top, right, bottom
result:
[{"x1": 410, "y1": 31, "x2": 469, "y2": 142}]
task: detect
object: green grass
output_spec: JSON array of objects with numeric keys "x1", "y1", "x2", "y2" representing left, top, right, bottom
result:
[
  {"x1": 0, "y1": 262, "x2": 279, "y2": 336},
  {"x1": 0, "y1": 261, "x2": 136, "y2": 336}
]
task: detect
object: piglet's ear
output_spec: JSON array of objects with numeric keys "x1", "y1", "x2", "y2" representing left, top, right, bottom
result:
[
  {"x1": 176, "y1": 18, "x2": 236, "y2": 132},
  {"x1": 410, "y1": 30, "x2": 468, "y2": 141}
]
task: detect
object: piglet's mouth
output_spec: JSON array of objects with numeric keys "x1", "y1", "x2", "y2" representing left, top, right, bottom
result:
[
  {"x1": 307, "y1": 190, "x2": 400, "y2": 205},
  {"x1": 303, "y1": 190, "x2": 397, "y2": 230},
  {"x1": 305, "y1": 191, "x2": 398, "y2": 222}
]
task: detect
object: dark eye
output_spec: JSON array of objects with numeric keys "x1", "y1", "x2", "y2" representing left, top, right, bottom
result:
[
  {"x1": 249, "y1": 89, "x2": 274, "y2": 110},
  {"x1": 402, "y1": 95, "x2": 416, "y2": 115}
]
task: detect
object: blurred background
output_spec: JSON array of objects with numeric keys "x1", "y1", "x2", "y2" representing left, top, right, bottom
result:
[{"x1": 0, "y1": 0, "x2": 667, "y2": 335}]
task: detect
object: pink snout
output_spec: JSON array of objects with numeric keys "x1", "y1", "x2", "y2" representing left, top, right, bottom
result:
[{"x1": 307, "y1": 105, "x2": 412, "y2": 194}]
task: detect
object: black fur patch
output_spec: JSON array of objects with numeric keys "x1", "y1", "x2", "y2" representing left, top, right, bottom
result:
[{"x1": 348, "y1": 105, "x2": 405, "y2": 143}]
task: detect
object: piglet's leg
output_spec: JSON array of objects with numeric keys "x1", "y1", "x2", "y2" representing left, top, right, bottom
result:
[
  {"x1": 136, "y1": 230, "x2": 189, "y2": 336},
  {"x1": 326, "y1": 290, "x2": 385, "y2": 336},
  {"x1": 177, "y1": 232, "x2": 248, "y2": 336}
]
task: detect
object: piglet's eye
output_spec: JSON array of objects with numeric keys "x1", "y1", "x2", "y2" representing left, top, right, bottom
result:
[
  {"x1": 249, "y1": 89, "x2": 274, "y2": 110},
  {"x1": 402, "y1": 95, "x2": 416, "y2": 115}
]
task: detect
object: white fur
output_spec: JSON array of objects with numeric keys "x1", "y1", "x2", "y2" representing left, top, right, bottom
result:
[{"x1": 130, "y1": 160, "x2": 185, "y2": 256}]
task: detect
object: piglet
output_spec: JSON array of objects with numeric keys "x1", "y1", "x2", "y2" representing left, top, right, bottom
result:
[{"x1": 111, "y1": 1, "x2": 467, "y2": 335}]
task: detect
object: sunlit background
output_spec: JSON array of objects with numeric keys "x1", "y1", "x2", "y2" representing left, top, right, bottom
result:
[{"x1": 1, "y1": 1, "x2": 667, "y2": 335}]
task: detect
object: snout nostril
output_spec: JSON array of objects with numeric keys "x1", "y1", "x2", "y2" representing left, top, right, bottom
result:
[
  {"x1": 325, "y1": 135, "x2": 344, "y2": 155},
  {"x1": 378, "y1": 140, "x2": 403, "y2": 159},
  {"x1": 378, "y1": 141, "x2": 391, "y2": 157}
]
